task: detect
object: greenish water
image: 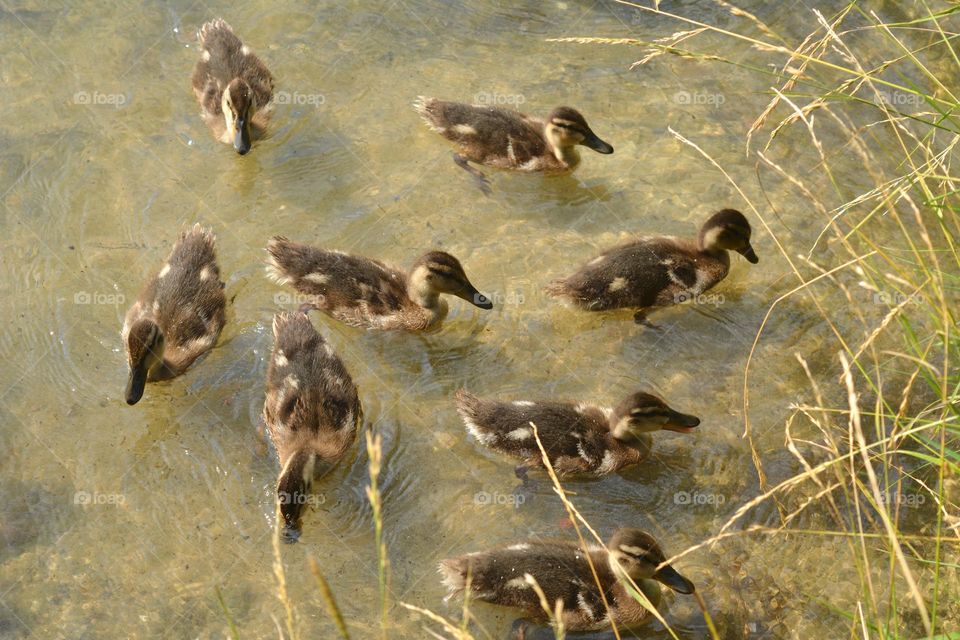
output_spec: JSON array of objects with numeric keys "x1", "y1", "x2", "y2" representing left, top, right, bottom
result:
[{"x1": 0, "y1": 1, "x2": 944, "y2": 639}]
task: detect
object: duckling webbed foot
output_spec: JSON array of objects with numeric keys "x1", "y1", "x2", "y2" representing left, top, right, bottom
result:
[
  {"x1": 453, "y1": 153, "x2": 492, "y2": 196},
  {"x1": 633, "y1": 309, "x2": 662, "y2": 330}
]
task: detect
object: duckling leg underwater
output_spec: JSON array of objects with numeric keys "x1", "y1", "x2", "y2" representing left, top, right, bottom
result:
[{"x1": 453, "y1": 153, "x2": 493, "y2": 196}]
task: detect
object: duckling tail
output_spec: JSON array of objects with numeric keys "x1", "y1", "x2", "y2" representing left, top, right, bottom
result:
[{"x1": 438, "y1": 557, "x2": 467, "y2": 601}]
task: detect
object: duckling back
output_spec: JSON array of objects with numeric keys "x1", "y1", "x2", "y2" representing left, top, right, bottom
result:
[{"x1": 265, "y1": 311, "x2": 360, "y2": 451}]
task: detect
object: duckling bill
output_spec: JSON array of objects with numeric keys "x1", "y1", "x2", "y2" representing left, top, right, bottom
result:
[
  {"x1": 456, "y1": 389, "x2": 699, "y2": 478},
  {"x1": 415, "y1": 97, "x2": 612, "y2": 193},
  {"x1": 264, "y1": 310, "x2": 362, "y2": 542},
  {"x1": 440, "y1": 528, "x2": 694, "y2": 633},
  {"x1": 192, "y1": 18, "x2": 274, "y2": 154},
  {"x1": 121, "y1": 224, "x2": 226, "y2": 405},
  {"x1": 265, "y1": 237, "x2": 493, "y2": 331},
  {"x1": 546, "y1": 208, "x2": 759, "y2": 325}
]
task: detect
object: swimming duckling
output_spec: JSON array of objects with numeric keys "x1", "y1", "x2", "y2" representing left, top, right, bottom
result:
[
  {"x1": 121, "y1": 224, "x2": 226, "y2": 405},
  {"x1": 264, "y1": 309, "x2": 362, "y2": 542},
  {"x1": 440, "y1": 528, "x2": 695, "y2": 635},
  {"x1": 455, "y1": 390, "x2": 699, "y2": 478},
  {"x1": 415, "y1": 97, "x2": 613, "y2": 193},
  {"x1": 191, "y1": 18, "x2": 274, "y2": 154},
  {"x1": 265, "y1": 237, "x2": 493, "y2": 331},
  {"x1": 545, "y1": 208, "x2": 759, "y2": 325}
]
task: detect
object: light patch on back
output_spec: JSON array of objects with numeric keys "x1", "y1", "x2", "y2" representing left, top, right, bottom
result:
[
  {"x1": 158, "y1": 263, "x2": 172, "y2": 278},
  {"x1": 505, "y1": 577, "x2": 530, "y2": 590},
  {"x1": 241, "y1": 45, "x2": 251, "y2": 56},
  {"x1": 577, "y1": 593, "x2": 595, "y2": 619},
  {"x1": 452, "y1": 124, "x2": 476, "y2": 135},
  {"x1": 462, "y1": 415, "x2": 495, "y2": 446},
  {"x1": 506, "y1": 427, "x2": 532, "y2": 441},
  {"x1": 303, "y1": 272, "x2": 330, "y2": 285},
  {"x1": 588, "y1": 255, "x2": 606, "y2": 266},
  {"x1": 513, "y1": 400, "x2": 535, "y2": 407},
  {"x1": 507, "y1": 543, "x2": 531, "y2": 551},
  {"x1": 274, "y1": 351, "x2": 288, "y2": 367},
  {"x1": 284, "y1": 374, "x2": 299, "y2": 390},
  {"x1": 202, "y1": 49, "x2": 211, "y2": 61},
  {"x1": 598, "y1": 451, "x2": 618, "y2": 474},
  {"x1": 608, "y1": 276, "x2": 628, "y2": 292},
  {"x1": 200, "y1": 265, "x2": 214, "y2": 281}
]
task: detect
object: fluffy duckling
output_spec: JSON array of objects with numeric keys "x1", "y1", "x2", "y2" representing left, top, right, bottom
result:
[
  {"x1": 455, "y1": 390, "x2": 699, "y2": 478},
  {"x1": 265, "y1": 237, "x2": 493, "y2": 331},
  {"x1": 191, "y1": 18, "x2": 274, "y2": 154},
  {"x1": 121, "y1": 224, "x2": 226, "y2": 405},
  {"x1": 264, "y1": 309, "x2": 362, "y2": 542},
  {"x1": 415, "y1": 97, "x2": 613, "y2": 192},
  {"x1": 546, "y1": 208, "x2": 759, "y2": 325},
  {"x1": 440, "y1": 528, "x2": 695, "y2": 635}
]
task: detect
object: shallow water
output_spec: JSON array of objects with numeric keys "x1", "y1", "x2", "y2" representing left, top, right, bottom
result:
[{"x1": 0, "y1": 1, "x2": 944, "y2": 639}]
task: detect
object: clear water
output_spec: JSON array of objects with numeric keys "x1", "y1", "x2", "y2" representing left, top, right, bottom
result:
[{"x1": 0, "y1": 1, "x2": 941, "y2": 639}]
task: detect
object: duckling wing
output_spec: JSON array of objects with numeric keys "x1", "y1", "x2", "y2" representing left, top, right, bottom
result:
[
  {"x1": 458, "y1": 542, "x2": 610, "y2": 626},
  {"x1": 548, "y1": 238, "x2": 702, "y2": 310},
  {"x1": 456, "y1": 394, "x2": 609, "y2": 468},
  {"x1": 267, "y1": 238, "x2": 410, "y2": 327},
  {"x1": 150, "y1": 226, "x2": 226, "y2": 366},
  {"x1": 416, "y1": 99, "x2": 547, "y2": 166}
]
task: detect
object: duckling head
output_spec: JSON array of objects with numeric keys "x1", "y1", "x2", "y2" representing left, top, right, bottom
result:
[
  {"x1": 610, "y1": 391, "x2": 700, "y2": 440},
  {"x1": 124, "y1": 319, "x2": 165, "y2": 405},
  {"x1": 408, "y1": 251, "x2": 493, "y2": 311},
  {"x1": 221, "y1": 78, "x2": 256, "y2": 155},
  {"x1": 277, "y1": 450, "x2": 331, "y2": 543},
  {"x1": 544, "y1": 107, "x2": 614, "y2": 156},
  {"x1": 699, "y1": 209, "x2": 759, "y2": 263},
  {"x1": 607, "y1": 528, "x2": 696, "y2": 594}
]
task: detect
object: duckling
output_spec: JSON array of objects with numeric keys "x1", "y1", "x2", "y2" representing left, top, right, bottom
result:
[
  {"x1": 264, "y1": 309, "x2": 362, "y2": 542},
  {"x1": 414, "y1": 97, "x2": 613, "y2": 193},
  {"x1": 265, "y1": 237, "x2": 493, "y2": 331},
  {"x1": 440, "y1": 528, "x2": 695, "y2": 635},
  {"x1": 121, "y1": 224, "x2": 226, "y2": 405},
  {"x1": 191, "y1": 18, "x2": 274, "y2": 155},
  {"x1": 455, "y1": 390, "x2": 699, "y2": 479},
  {"x1": 545, "y1": 208, "x2": 759, "y2": 325}
]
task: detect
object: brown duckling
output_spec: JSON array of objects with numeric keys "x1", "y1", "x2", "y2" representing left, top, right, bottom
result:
[
  {"x1": 122, "y1": 224, "x2": 226, "y2": 405},
  {"x1": 264, "y1": 309, "x2": 362, "y2": 542},
  {"x1": 545, "y1": 208, "x2": 759, "y2": 325},
  {"x1": 440, "y1": 528, "x2": 695, "y2": 634},
  {"x1": 191, "y1": 18, "x2": 274, "y2": 154},
  {"x1": 415, "y1": 97, "x2": 613, "y2": 193},
  {"x1": 265, "y1": 236, "x2": 493, "y2": 331},
  {"x1": 455, "y1": 390, "x2": 699, "y2": 478}
]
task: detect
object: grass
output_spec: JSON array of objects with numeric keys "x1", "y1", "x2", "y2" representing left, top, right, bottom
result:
[{"x1": 268, "y1": 2, "x2": 958, "y2": 638}]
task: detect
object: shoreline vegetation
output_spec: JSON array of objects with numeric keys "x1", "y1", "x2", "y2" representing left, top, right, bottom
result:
[{"x1": 265, "y1": 2, "x2": 958, "y2": 638}]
